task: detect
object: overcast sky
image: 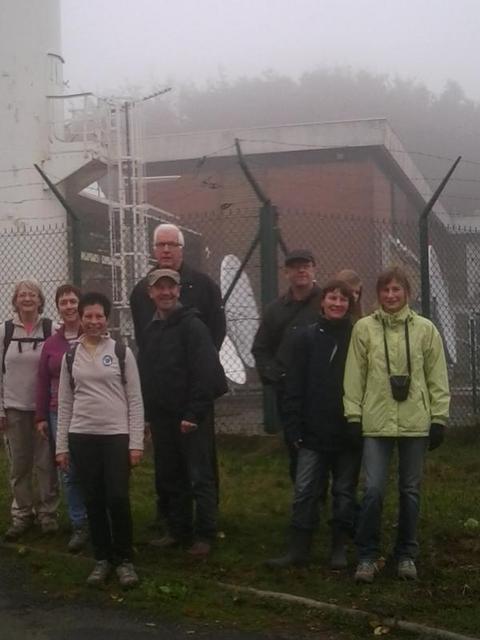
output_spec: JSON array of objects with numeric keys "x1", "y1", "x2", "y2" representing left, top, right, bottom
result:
[{"x1": 62, "y1": 0, "x2": 479, "y2": 101}]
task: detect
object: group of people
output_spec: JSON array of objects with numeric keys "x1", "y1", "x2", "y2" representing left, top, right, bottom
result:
[
  {"x1": 253, "y1": 251, "x2": 450, "y2": 583},
  {"x1": 0, "y1": 223, "x2": 227, "y2": 588},
  {"x1": 0, "y1": 222, "x2": 450, "y2": 588}
]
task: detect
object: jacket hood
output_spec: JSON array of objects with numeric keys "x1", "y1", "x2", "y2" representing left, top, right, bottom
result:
[{"x1": 373, "y1": 304, "x2": 413, "y2": 327}]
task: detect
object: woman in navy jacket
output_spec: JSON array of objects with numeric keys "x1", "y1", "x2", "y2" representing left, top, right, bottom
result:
[{"x1": 266, "y1": 279, "x2": 360, "y2": 569}]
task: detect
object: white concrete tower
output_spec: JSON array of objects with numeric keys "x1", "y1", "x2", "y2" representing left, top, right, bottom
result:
[{"x1": 0, "y1": 0, "x2": 69, "y2": 226}]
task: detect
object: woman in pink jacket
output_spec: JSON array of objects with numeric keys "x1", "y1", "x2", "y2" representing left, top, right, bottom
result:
[{"x1": 36, "y1": 284, "x2": 87, "y2": 552}]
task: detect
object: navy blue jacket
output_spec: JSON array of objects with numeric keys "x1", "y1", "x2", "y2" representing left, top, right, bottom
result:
[{"x1": 283, "y1": 316, "x2": 352, "y2": 452}]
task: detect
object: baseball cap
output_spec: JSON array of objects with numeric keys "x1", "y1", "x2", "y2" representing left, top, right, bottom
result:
[
  {"x1": 147, "y1": 268, "x2": 181, "y2": 286},
  {"x1": 284, "y1": 249, "x2": 315, "y2": 266}
]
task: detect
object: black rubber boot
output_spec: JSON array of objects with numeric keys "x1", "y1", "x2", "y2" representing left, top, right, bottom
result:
[
  {"x1": 330, "y1": 530, "x2": 349, "y2": 569},
  {"x1": 265, "y1": 529, "x2": 313, "y2": 568}
]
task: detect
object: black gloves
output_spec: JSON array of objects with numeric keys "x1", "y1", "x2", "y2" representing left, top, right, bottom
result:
[
  {"x1": 428, "y1": 423, "x2": 445, "y2": 451},
  {"x1": 347, "y1": 422, "x2": 363, "y2": 449}
]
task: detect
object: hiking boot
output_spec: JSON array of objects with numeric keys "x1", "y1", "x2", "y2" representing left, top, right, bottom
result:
[
  {"x1": 265, "y1": 529, "x2": 312, "y2": 568},
  {"x1": 86, "y1": 560, "x2": 111, "y2": 586},
  {"x1": 41, "y1": 519, "x2": 59, "y2": 535},
  {"x1": 4, "y1": 520, "x2": 33, "y2": 542},
  {"x1": 186, "y1": 540, "x2": 211, "y2": 558},
  {"x1": 397, "y1": 559, "x2": 417, "y2": 581},
  {"x1": 67, "y1": 527, "x2": 88, "y2": 553},
  {"x1": 116, "y1": 561, "x2": 139, "y2": 588},
  {"x1": 148, "y1": 534, "x2": 180, "y2": 549},
  {"x1": 330, "y1": 532, "x2": 349, "y2": 569},
  {"x1": 354, "y1": 560, "x2": 379, "y2": 583}
]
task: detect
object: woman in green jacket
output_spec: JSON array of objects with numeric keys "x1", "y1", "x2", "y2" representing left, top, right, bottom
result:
[{"x1": 344, "y1": 267, "x2": 450, "y2": 583}]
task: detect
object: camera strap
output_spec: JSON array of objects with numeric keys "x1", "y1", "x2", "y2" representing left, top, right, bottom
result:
[{"x1": 382, "y1": 319, "x2": 411, "y2": 376}]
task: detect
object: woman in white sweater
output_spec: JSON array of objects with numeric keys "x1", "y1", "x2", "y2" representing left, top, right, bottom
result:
[
  {"x1": 56, "y1": 292, "x2": 144, "y2": 588},
  {"x1": 0, "y1": 278, "x2": 58, "y2": 541}
]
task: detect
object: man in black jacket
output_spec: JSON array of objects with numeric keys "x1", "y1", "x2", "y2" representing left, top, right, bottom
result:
[
  {"x1": 138, "y1": 268, "x2": 226, "y2": 557},
  {"x1": 251, "y1": 249, "x2": 321, "y2": 481},
  {"x1": 130, "y1": 223, "x2": 226, "y2": 527}
]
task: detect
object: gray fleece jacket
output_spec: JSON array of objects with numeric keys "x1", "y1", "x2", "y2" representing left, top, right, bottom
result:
[{"x1": 56, "y1": 335, "x2": 144, "y2": 454}]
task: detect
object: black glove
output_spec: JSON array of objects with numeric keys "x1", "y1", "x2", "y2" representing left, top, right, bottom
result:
[
  {"x1": 428, "y1": 423, "x2": 445, "y2": 451},
  {"x1": 347, "y1": 422, "x2": 363, "y2": 449}
]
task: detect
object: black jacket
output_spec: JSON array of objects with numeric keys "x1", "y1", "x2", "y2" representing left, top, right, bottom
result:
[
  {"x1": 251, "y1": 286, "x2": 321, "y2": 385},
  {"x1": 130, "y1": 262, "x2": 226, "y2": 351},
  {"x1": 283, "y1": 316, "x2": 352, "y2": 452},
  {"x1": 138, "y1": 306, "x2": 227, "y2": 423}
]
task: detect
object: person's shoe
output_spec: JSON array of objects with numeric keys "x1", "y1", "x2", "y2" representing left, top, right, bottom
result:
[
  {"x1": 4, "y1": 520, "x2": 33, "y2": 542},
  {"x1": 148, "y1": 534, "x2": 180, "y2": 549},
  {"x1": 330, "y1": 532, "x2": 349, "y2": 569},
  {"x1": 186, "y1": 540, "x2": 211, "y2": 558},
  {"x1": 67, "y1": 527, "x2": 88, "y2": 553},
  {"x1": 86, "y1": 560, "x2": 111, "y2": 586},
  {"x1": 354, "y1": 560, "x2": 379, "y2": 583},
  {"x1": 397, "y1": 559, "x2": 417, "y2": 581},
  {"x1": 41, "y1": 519, "x2": 59, "y2": 535},
  {"x1": 116, "y1": 561, "x2": 139, "y2": 588},
  {"x1": 265, "y1": 529, "x2": 312, "y2": 568}
]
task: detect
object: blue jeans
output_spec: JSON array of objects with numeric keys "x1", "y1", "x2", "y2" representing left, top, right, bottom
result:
[
  {"x1": 355, "y1": 436, "x2": 427, "y2": 562},
  {"x1": 291, "y1": 447, "x2": 361, "y2": 534},
  {"x1": 49, "y1": 412, "x2": 87, "y2": 529}
]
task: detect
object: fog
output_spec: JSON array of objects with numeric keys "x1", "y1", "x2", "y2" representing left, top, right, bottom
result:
[{"x1": 62, "y1": 0, "x2": 480, "y2": 101}]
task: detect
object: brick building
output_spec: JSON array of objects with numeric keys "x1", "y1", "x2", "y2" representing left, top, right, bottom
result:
[{"x1": 143, "y1": 118, "x2": 451, "y2": 311}]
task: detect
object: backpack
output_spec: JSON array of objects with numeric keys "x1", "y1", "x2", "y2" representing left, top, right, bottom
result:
[
  {"x1": 2, "y1": 317, "x2": 53, "y2": 374},
  {"x1": 179, "y1": 317, "x2": 228, "y2": 399},
  {"x1": 65, "y1": 339, "x2": 127, "y2": 391}
]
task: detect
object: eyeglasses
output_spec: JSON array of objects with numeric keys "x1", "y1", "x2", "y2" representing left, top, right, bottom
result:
[{"x1": 154, "y1": 242, "x2": 183, "y2": 249}]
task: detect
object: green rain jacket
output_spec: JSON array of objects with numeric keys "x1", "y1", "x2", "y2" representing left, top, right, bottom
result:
[{"x1": 343, "y1": 305, "x2": 450, "y2": 437}]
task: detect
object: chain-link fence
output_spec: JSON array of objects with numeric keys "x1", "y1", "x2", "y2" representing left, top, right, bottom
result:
[
  {"x1": 0, "y1": 222, "x2": 69, "y2": 319},
  {"x1": 159, "y1": 207, "x2": 480, "y2": 431},
  {"x1": 0, "y1": 211, "x2": 478, "y2": 432}
]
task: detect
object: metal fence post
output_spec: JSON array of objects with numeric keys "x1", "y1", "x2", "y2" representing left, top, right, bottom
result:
[
  {"x1": 234, "y1": 139, "x2": 284, "y2": 433},
  {"x1": 259, "y1": 203, "x2": 279, "y2": 308},
  {"x1": 419, "y1": 156, "x2": 461, "y2": 318},
  {"x1": 259, "y1": 203, "x2": 280, "y2": 433},
  {"x1": 34, "y1": 163, "x2": 82, "y2": 287},
  {"x1": 470, "y1": 314, "x2": 478, "y2": 417},
  {"x1": 70, "y1": 215, "x2": 82, "y2": 287}
]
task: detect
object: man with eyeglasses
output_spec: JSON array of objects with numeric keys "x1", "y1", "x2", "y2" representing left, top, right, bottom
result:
[{"x1": 130, "y1": 223, "x2": 226, "y2": 538}]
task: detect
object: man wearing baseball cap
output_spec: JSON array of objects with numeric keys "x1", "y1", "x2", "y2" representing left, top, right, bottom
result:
[
  {"x1": 252, "y1": 249, "x2": 321, "y2": 481},
  {"x1": 138, "y1": 267, "x2": 226, "y2": 558},
  {"x1": 130, "y1": 223, "x2": 226, "y2": 532}
]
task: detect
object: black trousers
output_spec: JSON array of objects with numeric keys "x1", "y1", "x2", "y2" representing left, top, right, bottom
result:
[
  {"x1": 150, "y1": 412, "x2": 217, "y2": 542},
  {"x1": 69, "y1": 433, "x2": 133, "y2": 562},
  {"x1": 155, "y1": 406, "x2": 219, "y2": 519}
]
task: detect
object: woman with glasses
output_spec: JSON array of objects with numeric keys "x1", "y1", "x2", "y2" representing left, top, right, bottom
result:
[{"x1": 344, "y1": 266, "x2": 450, "y2": 583}]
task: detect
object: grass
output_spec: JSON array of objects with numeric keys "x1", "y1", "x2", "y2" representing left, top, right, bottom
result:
[{"x1": 1, "y1": 430, "x2": 480, "y2": 638}]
